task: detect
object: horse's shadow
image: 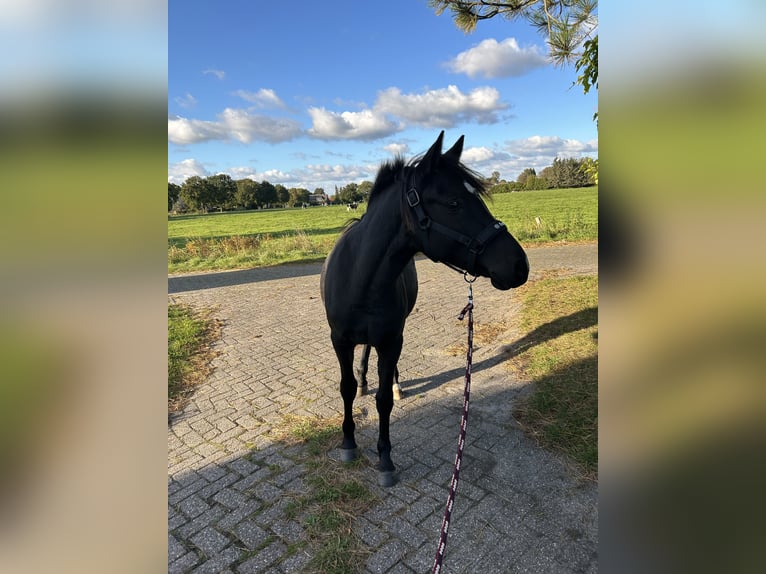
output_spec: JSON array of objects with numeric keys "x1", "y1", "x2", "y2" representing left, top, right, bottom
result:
[{"x1": 400, "y1": 306, "x2": 598, "y2": 396}]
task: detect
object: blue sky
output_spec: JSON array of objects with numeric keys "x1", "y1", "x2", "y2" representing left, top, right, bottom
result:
[{"x1": 168, "y1": 0, "x2": 598, "y2": 191}]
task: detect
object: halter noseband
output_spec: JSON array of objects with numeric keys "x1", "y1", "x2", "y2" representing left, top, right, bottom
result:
[{"x1": 405, "y1": 181, "x2": 507, "y2": 276}]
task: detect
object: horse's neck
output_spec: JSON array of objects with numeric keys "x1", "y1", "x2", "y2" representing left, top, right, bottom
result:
[{"x1": 351, "y1": 199, "x2": 414, "y2": 297}]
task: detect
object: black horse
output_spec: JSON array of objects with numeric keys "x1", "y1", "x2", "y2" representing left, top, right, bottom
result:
[{"x1": 320, "y1": 132, "x2": 529, "y2": 486}]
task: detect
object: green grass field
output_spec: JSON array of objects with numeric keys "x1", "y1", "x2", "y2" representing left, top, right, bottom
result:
[
  {"x1": 511, "y1": 273, "x2": 598, "y2": 478},
  {"x1": 168, "y1": 187, "x2": 597, "y2": 273}
]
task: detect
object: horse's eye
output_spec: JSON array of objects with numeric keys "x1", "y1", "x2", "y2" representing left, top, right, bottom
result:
[{"x1": 448, "y1": 199, "x2": 460, "y2": 208}]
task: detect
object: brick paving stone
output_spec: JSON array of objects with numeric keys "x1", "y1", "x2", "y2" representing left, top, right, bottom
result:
[
  {"x1": 252, "y1": 481, "x2": 283, "y2": 503},
  {"x1": 168, "y1": 514, "x2": 188, "y2": 533},
  {"x1": 227, "y1": 457, "x2": 260, "y2": 477},
  {"x1": 233, "y1": 520, "x2": 270, "y2": 550},
  {"x1": 176, "y1": 505, "x2": 228, "y2": 539},
  {"x1": 198, "y1": 463, "x2": 229, "y2": 483},
  {"x1": 216, "y1": 500, "x2": 263, "y2": 530},
  {"x1": 231, "y1": 467, "x2": 272, "y2": 492},
  {"x1": 189, "y1": 546, "x2": 242, "y2": 574},
  {"x1": 191, "y1": 526, "x2": 230, "y2": 556},
  {"x1": 235, "y1": 541, "x2": 287, "y2": 574},
  {"x1": 169, "y1": 551, "x2": 199, "y2": 574},
  {"x1": 269, "y1": 520, "x2": 305, "y2": 544},
  {"x1": 278, "y1": 549, "x2": 312, "y2": 573},
  {"x1": 212, "y1": 488, "x2": 248, "y2": 510},
  {"x1": 386, "y1": 516, "x2": 429, "y2": 549},
  {"x1": 169, "y1": 477, "x2": 209, "y2": 506},
  {"x1": 178, "y1": 494, "x2": 210, "y2": 519},
  {"x1": 353, "y1": 517, "x2": 389, "y2": 548},
  {"x1": 365, "y1": 538, "x2": 409, "y2": 573},
  {"x1": 198, "y1": 472, "x2": 239, "y2": 499},
  {"x1": 168, "y1": 534, "x2": 187, "y2": 562}
]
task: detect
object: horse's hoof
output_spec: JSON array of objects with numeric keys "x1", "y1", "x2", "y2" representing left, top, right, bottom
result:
[
  {"x1": 340, "y1": 447, "x2": 358, "y2": 463},
  {"x1": 378, "y1": 470, "x2": 396, "y2": 488},
  {"x1": 355, "y1": 385, "x2": 367, "y2": 399},
  {"x1": 393, "y1": 385, "x2": 403, "y2": 401}
]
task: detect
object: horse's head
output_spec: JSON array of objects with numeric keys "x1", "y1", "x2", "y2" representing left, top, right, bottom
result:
[{"x1": 405, "y1": 131, "x2": 529, "y2": 290}]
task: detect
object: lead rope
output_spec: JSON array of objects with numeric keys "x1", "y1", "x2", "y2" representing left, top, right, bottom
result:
[{"x1": 432, "y1": 273, "x2": 476, "y2": 574}]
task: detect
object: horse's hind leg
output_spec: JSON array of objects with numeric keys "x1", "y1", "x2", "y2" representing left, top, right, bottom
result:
[
  {"x1": 354, "y1": 344, "x2": 371, "y2": 398},
  {"x1": 358, "y1": 346, "x2": 403, "y2": 401},
  {"x1": 393, "y1": 365, "x2": 403, "y2": 401},
  {"x1": 331, "y1": 333, "x2": 359, "y2": 462}
]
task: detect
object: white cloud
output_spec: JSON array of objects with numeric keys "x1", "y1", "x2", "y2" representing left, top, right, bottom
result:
[
  {"x1": 505, "y1": 135, "x2": 597, "y2": 156},
  {"x1": 301, "y1": 163, "x2": 373, "y2": 181},
  {"x1": 446, "y1": 38, "x2": 548, "y2": 79},
  {"x1": 168, "y1": 158, "x2": 209, "y2": 184},
  {"x1": 228, "y1": 166, "x2": 294, "y2": 183},
  {"x1": 168, "y1": 116, "x2": 226, "y2": 145},
  {"x1": 383, "y1": 142, "x2": 409, "y2": 156},
  {"x1": 232, "y1": 88, "x2": 286, "y2": 109},
  {"x1": 168, "y1": 108, "x2": 302, "y2": 145},
  {"x1": 375, "y1": 85, "x2": 508, "y2": 127},
  {"x1": 307, "y1": 107, "x2": 400, "y2": 140},
  {"x1": 173, "y1": 92, "x2": 197, "y2": 109},
  {"x1": 306, "y1": 85, "x2": 508, "y2": 140},
  {"x1": 218, "y1": 108, "x2": 302, "y2": 143},
  {"x1": 462, "y1": 146, "x2": 501, "y2": 164},
  {"x1": 203, "y1": 68, "x2": 225, "y2": 80}
]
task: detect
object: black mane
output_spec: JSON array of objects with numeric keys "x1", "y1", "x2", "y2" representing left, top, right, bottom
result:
[
  {"x1": 368, "y1": 156, "x2": 407, "y2": 206},
  {"x1": 367, "y1": 154, "x2": 490, "y2": 208}
]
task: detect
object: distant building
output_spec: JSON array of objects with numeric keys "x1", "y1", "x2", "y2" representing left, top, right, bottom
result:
[{"x1": 308, "y1": 193, "x2": 328, "y2": 206}]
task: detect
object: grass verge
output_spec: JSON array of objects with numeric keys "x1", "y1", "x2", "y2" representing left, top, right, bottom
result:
[
  {"x1": 269, "y1": 414, "x2": 379, "y2": 574},
  {"x1": 510, "y1": 273, "x2": 598, "y2": 479},
  {"x1": 168, "y1": 303, "x2": 221, "y2": 414}
]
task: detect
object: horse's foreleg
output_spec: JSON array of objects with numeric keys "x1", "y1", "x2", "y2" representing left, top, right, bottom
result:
[
  {"x1": 375, "y1": 336, "x2": 402, "y2": 487},
  {"x1": 331, "y1": 334, "x2": 358, "y2": 462},
  {"x1": 354, "y1": 345, "x2": 371, "y2": 398}
]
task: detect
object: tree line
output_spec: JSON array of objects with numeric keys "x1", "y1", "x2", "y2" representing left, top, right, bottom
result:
[
  {"x1": 489, "y1": 157, "x2": 597, "y2": 192},
  {"x1": 168, "y1": 157, "x2": 596, "y2": 213},
  {"x1": 168, "y1": 175, "x2": 327, "y2": 213}
]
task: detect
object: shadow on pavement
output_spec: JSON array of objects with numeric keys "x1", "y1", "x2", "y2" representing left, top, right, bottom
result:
[
  {"x1": 168, "y1": 262, "x2": 324, "y2": 294},
  {"x1": 401, "y1": 307, "x2": 598, "y2": 396}
]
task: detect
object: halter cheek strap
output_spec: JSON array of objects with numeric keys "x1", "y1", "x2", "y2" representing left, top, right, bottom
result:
[{"x1": 406, "y1": 185, "x2": 507, "y2": 275}]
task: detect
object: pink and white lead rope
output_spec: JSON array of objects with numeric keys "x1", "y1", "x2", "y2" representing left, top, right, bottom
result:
[{"x1": 432, "y1": 280, "x2": 474, "y2": 574}]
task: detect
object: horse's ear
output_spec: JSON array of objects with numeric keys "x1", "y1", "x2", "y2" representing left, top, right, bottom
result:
[
  {"x1": 420, "y1": 130, "x2": 445, "y2": 173},
  {"x1": 443, "y1": 135, "x2": 464, "y2": 163}
]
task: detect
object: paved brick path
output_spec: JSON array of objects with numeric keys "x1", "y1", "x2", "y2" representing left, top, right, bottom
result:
[{"x1": 168, "y1": 243, "x2": 598, "y2": 573}]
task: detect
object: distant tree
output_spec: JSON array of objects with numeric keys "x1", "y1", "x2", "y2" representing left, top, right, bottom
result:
[
  {"x1": 525, "y1": 175, "x2": 550, "y2": 190},
  {"x1": 313, "y1": 187, "x2": 325, "y2": 196},
  {"x1": 539, "y1": 165, "x2": 555, "y2": 182},
  {"x1": 234, "y1": 178, "x2": 258, "y2": 209},
  {"x1": 337, "y1": 182, "x2": 363, "y2": 203},
  {"x1": 485, "y1": 171, "x2": 501, "y2": 187},
  {"x1": 496, "y1": 180, "x2": 526, "y2": 193},
  {"x1": 357, "y1": 180, "x2": 373, "y2": 201},
  {"x1": 168, "y1": 182, "x2": 180, "y2": 211},
  {"x1": 255, "y1": 181, "x2": 276, "y2": 207},
  {"x1": 180, "y1": 176, "x2": 211, "y2": 212},
  {"x1": 517, "y1": 168, "x2": 536, "y2": 186},
  {"x1": 288, "y1": 187, "x2": 311, "y2": 207},
  {"x1": 549, "y1": 157, "x2": 592, "y2": 188},
  {"x1": 274, "y1": 184, "x2": 289, "y2": 206},
  {"x1": 206, "y1": 174, "x2": 237, "y2": 211},
  {"x1": 580, "y1": 157, "x2": 598, "y2": 185}
]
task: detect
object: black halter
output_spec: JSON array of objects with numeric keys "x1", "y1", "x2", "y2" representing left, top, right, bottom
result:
[{"x1": 405, "y1": 180, "x2": 507, "y2": 276}]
